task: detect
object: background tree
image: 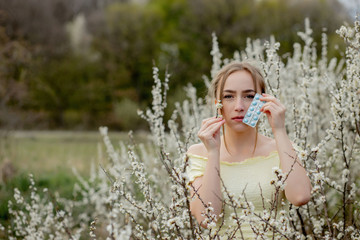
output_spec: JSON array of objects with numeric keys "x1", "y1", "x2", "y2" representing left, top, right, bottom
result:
[{"x1": 0, "y1": 0, "x2": 352, "y2": 130}]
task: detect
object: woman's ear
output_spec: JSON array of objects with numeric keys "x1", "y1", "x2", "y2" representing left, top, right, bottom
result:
[{"x1": 214, "y1": 99, "x2": 217, "y2": 105}]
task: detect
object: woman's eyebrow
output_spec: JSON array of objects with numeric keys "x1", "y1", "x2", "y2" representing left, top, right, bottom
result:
[
  {"x1": 223, "y1": 89, "x2": 255, "y2": 93},
  {"x1": 223, "y1": 89, "x2": 236, "y2": 93},
  {"x1": 242, "y1": 89, "x2": 255, "y2": 93}
]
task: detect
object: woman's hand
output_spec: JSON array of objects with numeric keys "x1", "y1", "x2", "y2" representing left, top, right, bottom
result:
[
  {"x1": 260, "y1": 94, "x2": 286, "y2": 132},
  {"x1": 197, "y1": 117, "x2": 225, "y2": 153}
]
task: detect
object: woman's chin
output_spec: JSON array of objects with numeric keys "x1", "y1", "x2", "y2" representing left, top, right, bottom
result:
[{"x1": 226, "y1": 122, "x2": 252, "y2": 133}]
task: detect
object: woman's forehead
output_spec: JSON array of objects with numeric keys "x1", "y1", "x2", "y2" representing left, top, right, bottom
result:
[{"x1": 223, "y1": 70, "x2": 255, "y2": 89}]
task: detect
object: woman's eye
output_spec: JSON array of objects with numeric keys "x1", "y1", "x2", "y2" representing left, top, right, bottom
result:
[
  {"x1": 223, "y1": 95, "x2": 233, "y2": 99},
  {"x1": 246, "y1": 95, "x2": 255, "y2": 99}
]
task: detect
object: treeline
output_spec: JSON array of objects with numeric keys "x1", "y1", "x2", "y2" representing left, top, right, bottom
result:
[{"x1": 0, "y1": 0, "x2": 350, "y2": 130}]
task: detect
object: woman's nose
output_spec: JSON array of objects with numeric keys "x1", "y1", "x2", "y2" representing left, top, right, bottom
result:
[{"x1": 234, "y1": 98, "x2": 245, "y2": 111}]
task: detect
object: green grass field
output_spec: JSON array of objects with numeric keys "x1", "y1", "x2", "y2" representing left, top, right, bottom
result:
[{"x1": 1, "y1": 130, "x2": 146, "y2": 176}]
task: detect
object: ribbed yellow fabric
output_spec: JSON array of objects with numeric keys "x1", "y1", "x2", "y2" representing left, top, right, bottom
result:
[{"x1": 187, "y1": 151, "x2": 286, "y2": 239}]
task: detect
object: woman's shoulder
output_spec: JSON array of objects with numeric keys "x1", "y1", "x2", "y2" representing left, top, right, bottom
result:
[
  {"x1": 258, "y1": 134, "x2": 277, "y2": 153},
  {"x1": 187, "y1": 143, "x2": 208, "y2": 158}
]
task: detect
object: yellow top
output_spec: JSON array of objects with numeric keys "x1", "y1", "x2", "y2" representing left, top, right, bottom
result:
[{"x1": 187, "y1": 151, "x2": 286, "y2": 239}]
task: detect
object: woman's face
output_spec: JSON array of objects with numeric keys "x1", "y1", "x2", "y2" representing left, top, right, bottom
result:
[{"x1": 219, "y1": 70, "x2": 259, "y2": 132}]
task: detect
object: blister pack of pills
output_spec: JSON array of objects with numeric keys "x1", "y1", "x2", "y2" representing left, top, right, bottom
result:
[{"x1": 243, "y1": 93, "x2": 265, "y2": 128}]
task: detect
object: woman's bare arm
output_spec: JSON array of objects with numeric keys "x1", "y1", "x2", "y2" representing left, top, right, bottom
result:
[
  {"x1": 260, "y1": 93, "x2": 312, "y2": 206},
  {"x1": 188, "y1": 145, "x2": 223, "y2": 226},
  {"x1": 273, "y1": 129, "x2": 312, "y2": 206},
  {"x1": 188, "y1": 117, "x2": 225, "y2": 226}
]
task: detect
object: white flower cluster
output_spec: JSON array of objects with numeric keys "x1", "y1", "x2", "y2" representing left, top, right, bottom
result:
[{"x1": 6, "y1": 174, "x2": 82, "y2": 239}]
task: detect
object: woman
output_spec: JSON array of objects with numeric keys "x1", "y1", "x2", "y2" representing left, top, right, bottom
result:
[{"x1": 187, "y1": 61, "x2": 312, "y2": 238}]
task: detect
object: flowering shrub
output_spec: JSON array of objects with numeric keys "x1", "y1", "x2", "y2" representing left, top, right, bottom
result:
[
  {"x1": 3, "y1": 174, "x2": 83, "y2": 239},
  {"x1": 2, "y1": 18, "x2": 359, "y2": 239}
]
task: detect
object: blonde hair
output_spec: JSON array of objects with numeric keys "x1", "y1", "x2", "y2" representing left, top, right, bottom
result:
[{"x1": 209, "y1": 61, "x2": 266, "y2": 155}]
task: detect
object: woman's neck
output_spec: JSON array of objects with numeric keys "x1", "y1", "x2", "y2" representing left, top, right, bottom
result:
[{"x1": 222, "y1": 126, "x2": 258, "y2": 156}]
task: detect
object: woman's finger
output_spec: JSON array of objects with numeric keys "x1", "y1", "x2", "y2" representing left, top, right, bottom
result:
[
  {"x1": 199, "y1": 119, "x2": 225, "y2": 134},
  {"x1": 262, "y1": 104, "x2": 285, "y2": 121},
  {"x1": 260, "y1": 94, "x2": 282, "y2": 107},
  {"x1": 261, "y1": 102, "x2": 276, "y2": 112},
  {"x1": 200, "y1": 117, "x2": 224, "y2": 131},
  {"x1": 260, "y1": 101, "x2": 285, "y2": 113},
  {"x1": 201, "y1": 116, "x2": 217, "y2": 125},
  {"x1": 198, "y1": 120, "x2": 225, "y2": 139},
  {"x1": 261, "y1": 104, "x2": 279, "y2": 115}
]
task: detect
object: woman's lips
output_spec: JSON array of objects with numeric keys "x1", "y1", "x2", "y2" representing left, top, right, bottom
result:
[{"x1": 232, "y1": 116, "x2": 244, "y2": 122}]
